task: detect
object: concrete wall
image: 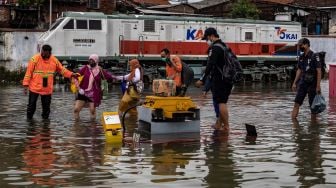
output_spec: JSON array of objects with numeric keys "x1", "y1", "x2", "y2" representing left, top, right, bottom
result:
[
  {"x1": 307, "y1": 36, "x2": 336, "y2": 66},
  {"x1": 0, "y1": 31, "x2": 43, "y2": 70}
]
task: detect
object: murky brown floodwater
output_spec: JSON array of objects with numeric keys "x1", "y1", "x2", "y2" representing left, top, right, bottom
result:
[{"x1": 0, "y1": 81, "x2": 335, "y2": 187}]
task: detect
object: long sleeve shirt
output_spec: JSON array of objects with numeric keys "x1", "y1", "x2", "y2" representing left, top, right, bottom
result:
[{"x1": 23, "y1": 54, "x2": 73, "y2": 95}]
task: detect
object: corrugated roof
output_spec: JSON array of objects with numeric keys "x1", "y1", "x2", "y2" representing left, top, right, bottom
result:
[
  {"x1": 258, "y1": 0, "x2": 295, "y2": 5},
  {"x1": 133, "y1": 0, "x2": 169, "y2": 5},
  {"x1": 189, "y1": 0, "x2": 230, "y2": 10},
  {"x1": 147, "y1": 4, "x2": 178, "y2": 9}
]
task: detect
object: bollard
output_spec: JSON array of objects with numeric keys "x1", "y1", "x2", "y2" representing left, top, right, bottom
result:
[{"x1": 329, "y1": 64, "x2": 336, "y2": 97}]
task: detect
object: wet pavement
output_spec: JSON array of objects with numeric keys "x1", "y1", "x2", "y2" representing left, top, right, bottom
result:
[{"x1": 0, "y1": 81, "x2": 335, "y2": 187}]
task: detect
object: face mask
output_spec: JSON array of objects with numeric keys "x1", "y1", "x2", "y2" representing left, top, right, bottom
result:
[
  {"x1": 161, "y1": 57, "x2": 167, "y2": 62},
  {"x1": 206, "y1": 40, "x2": 213, "y2": 46},
  {"x1": 41, "y1": 52, "x2": 50, "y2": 60},
  {"x1": 299, "y1": 47, "x2": 305, "y2": 52},
  {"x1": 90, "y1": 63, "x2": 97, "y2": 68}
]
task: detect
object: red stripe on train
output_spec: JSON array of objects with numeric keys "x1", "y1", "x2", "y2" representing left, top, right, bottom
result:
[{"x1": 120, "y1": 40, "x2": 287, "y2": 56}]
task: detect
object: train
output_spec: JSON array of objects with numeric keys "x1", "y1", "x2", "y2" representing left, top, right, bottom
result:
[{"x1": 38, "y1": 11, "x2": 302, "y2": 82}]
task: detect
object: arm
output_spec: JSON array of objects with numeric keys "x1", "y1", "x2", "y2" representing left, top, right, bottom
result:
[
  {"x1": 22, "y1": 59, "x2": 36, "y2": 87},
  {"x1": 132, "y1": 68, "x2": 141, "y2": 83},
  {"x1": 102, "y1": 69, "x2": 116, "y2": 82},
  {"x1": 202, "y1": 77, "x2": 211, "y2": 92},
  {"x1": 171, "y1": 56, "x2": 182, "y2": 72},
  {"x1": 292, "y1": 68, "x2": 302, "y2": 92},
  {"x1": 314, "y1": 54, "x2": 322, "y2": 93},
  {"x1": 201, "y1": 46, "x2": 221, "y2": 82},
  {"x1": 316, "y1": 68, "x2": 322, "y2": 93},
  {"x1": 55, "y1": 59, "x2": 75, "y2": 78},
  {"x1": 115, "y1": 73, "x2": 130, "y2": 81}
]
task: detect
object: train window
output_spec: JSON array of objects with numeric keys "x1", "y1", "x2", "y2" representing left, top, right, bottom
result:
[
  {"x1": 88, "y1": 0, "x2": 99, "y2": 9},
  {"x1": 89, "y1": 20, "x2": 102, "y2": 30},
  {"x1": 144, "y1": 20, "x2": 155, "y2": 32},
  {"x1": 50, "y1": 18, "x2": 64, "y2": 31},
  {"x1": 245, "y1": 32, "x2": 253, "y2": 41},
  {"x1": 63, "y1": 19, "x2": 74, "y2": 29},
  {"x1": 77, "y1": 20, "x2": 88, "y2": 29}
]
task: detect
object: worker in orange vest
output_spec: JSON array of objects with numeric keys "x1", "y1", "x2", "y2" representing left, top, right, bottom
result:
[
  {"x1": 160, "y1": 48, "x2": 183, "y2": 95},
  {"x1": 22, "y1": 44, "x2": 78, "y2": 120}
]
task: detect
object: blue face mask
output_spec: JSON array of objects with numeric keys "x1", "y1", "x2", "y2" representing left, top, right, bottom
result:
[{"x1": 161, "y1": 57, "x2": 171, "y2": 63}]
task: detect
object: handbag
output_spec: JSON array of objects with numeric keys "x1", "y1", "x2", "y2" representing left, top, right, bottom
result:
[
  {"x1": 135, "y1": 80, "x2": 144, "y2": 94},
  {"x1": 127, "y1": 84, "x2": 140, "y2": 100},
  {"x1": 100, "y1": 70, "x2": 108, "y2": 97}
]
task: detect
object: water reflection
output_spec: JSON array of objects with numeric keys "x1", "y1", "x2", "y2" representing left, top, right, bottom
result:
[
  {"x1": 22, "y1": 121, "x2": 57, "y2": 186},
  {"x1": 204, "y1": 131, "x2": 241, "y2": 188},
  {"x1": 151, "y1": 141, "x2": 200, "y2": 178},
  {"x1": 292, "y1": 120, "x2": 325, "y2": 187},
  {"x1": 0, "y1": 81, "x2": 335, "y2": 187}
]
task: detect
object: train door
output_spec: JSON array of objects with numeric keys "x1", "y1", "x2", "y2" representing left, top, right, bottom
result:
[
  {"x1": 240, "y1": 27, "x2": 257, "y2": 55},
  {"x1": 106, "y1": 19, "x2": 115, "y2": 58},
  {"x1": 141, "y1": 19, "x2": 160, "y2": 55},
  {"x1": 159, "y1": 21, "x2": 172, "y2": 54},
  {"x1": 259, "y1": 27, "x2": 274, "y2": 55}
]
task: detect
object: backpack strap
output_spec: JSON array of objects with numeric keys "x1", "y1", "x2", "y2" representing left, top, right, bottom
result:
[
  {"x1": 139, "y1": 67, "x2": 144, "y2": 81},
  {"x1": 212, "y1": 43, "x2": 227, "y2": 78},
  {"x1": 213, "y1": 43, "x2": 226, "y2": 51}
]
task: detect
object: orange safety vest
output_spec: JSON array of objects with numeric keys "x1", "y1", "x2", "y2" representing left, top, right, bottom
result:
[
  {"x1": 166, "y1": 55, "x2": 182, "y2": 87},
  {"x1": 22, "y1": 54, "x2": 73, "y2": 95}
]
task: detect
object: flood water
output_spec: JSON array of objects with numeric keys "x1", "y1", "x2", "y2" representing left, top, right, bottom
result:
[{"x1": 0, "y1": 81, "x2": 335, "y2": 187}]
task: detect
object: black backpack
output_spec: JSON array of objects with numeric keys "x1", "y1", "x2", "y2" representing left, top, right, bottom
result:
[
  {"x1": 181, "y1": 61, "x2": 194, "y2": 86},
  {"x1": 213, "y1": 43, "x2": 243, "y2": 83},
  {"x1": 315, "y1": 51, "x2": 326, "y2": 78}
]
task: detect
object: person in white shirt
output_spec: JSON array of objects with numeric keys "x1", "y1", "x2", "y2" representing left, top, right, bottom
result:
[{"x1": 115, "y1": 59, "x2": 143, "y2": 116}]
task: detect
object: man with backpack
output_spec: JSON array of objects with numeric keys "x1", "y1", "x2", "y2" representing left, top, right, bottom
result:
[
  {"x1": 195, "y1": 27, "x2": 233, "y2": 132},
  {"x1": 291, "y1": 38, "x2": 322, "y2": 120}
]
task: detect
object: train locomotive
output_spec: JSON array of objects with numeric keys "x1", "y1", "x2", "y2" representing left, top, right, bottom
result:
[{"x1": 38, "y1": 11, "x2": 302, "y2": 81}]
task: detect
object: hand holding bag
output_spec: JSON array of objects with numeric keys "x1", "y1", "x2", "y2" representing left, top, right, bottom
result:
[{"x1": 311, "y1": 94, "x2": 326, "y2": 114}]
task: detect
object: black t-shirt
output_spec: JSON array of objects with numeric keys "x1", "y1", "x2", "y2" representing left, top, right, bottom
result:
[
  {"x1": 203, "y1": 40, "x2": 226, "y2": 82},
  {"x1": 297, "y1": 50, "x2": 321, "y2": 84}
]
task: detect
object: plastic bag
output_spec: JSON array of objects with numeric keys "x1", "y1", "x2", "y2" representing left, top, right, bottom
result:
[
  {"x1": 70, "y1": 76, "x2": 83, "y2": 93},
  {"x1": 101, "y1": 79, "x2": 108, "y2": 99},
  {"x1": 311, "y1": 94, "x2": 326, "y2": 114}
]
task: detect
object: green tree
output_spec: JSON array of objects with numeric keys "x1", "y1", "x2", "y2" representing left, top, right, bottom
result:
[{"x1": 230, "y1": 0, "x2": 260, "y2": 19}]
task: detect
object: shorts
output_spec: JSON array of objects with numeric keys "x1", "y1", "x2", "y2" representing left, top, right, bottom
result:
[
  {"x1": 76, "y1": 93, "x2": 93, "y2": 103},
  {"x1": 212, "y1": 81, "x2": 233, "y2": 104},
  {"x1": 294, "y1": 82, "x2": 316, "y2": 106}
]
